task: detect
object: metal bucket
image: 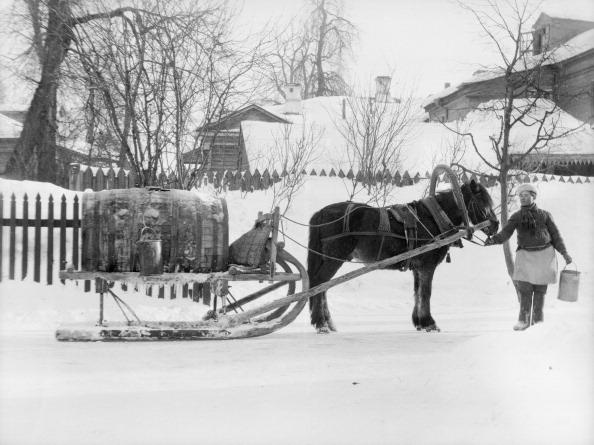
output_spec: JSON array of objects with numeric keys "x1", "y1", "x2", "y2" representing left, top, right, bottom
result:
[
  {"x1": 558, "y1": 264, "x2": 580, "y2": 302},
  {"x1": 136, "y1": 228, "x2": 162, "y2": 275}
]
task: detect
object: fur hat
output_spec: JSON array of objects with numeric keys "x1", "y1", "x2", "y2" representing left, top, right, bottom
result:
[{"x1": 516, "y1": 183, "x2": 537, "y2": 197}]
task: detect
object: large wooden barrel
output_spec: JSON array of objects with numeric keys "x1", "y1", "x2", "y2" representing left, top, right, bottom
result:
[{"x1": 82, "y1": 188, "x2": 228, "y2": 273}]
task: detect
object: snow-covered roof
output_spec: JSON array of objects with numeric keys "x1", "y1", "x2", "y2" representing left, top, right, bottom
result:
[
  {"x1": 199, "y1": 103, "x2": 290, "y2": 131},
  {"x1": 538, "y1": 9, "x2": 594, "y2": 23},
  {"x1": 240, "y1": 96, "x2": 594, "y2": 176},
  {"x1": 423, "y1": 22, "x2": 594, "y2": 108},
  {"x1": 0, "y1": 113, "x2": 22, "y2": 138},
  {"x1": 549, "y1": 28, "x2": 594, "y2": 63},
  {"x1": 422, "y1": 68, "x2": 505, "y2": 108},
  {"x1": 463, "y1": 99, "x2": 594, "y2": 157}
]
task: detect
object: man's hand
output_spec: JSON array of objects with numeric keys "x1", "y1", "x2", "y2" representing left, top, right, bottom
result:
[
  {"x1": 563, "y1": 253, "x2": 572, "y2": 264},
  {"x1": 484, "y1": 237, "x2": 495, "y2": 246}
]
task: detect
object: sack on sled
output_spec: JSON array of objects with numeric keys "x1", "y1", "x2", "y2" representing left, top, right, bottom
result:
[{"x1": 229, "y1": 224, "x2": 272, "y2": 267}]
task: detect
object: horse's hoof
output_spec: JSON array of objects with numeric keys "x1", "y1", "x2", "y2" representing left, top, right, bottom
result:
[
  {"x1": 317, "y1": 326, "x2": 331, "y2": 334},
  {"x1": 424, "y1": 324, "x2": 441, "y2": 332}
]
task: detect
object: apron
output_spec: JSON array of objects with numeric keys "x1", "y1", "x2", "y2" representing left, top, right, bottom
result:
[{"x1": 512, "y1": 245, "x2": 558, "y2": 285}]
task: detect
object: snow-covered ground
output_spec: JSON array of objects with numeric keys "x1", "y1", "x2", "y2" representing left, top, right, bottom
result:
[{"x1": 1, "y1": 176, "x2": 593, "y2": 445}]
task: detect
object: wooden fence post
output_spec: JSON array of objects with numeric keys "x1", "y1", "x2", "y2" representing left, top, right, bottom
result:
[
  {"x1": 22, "y1": 194, "x2": 29, "y2": 280},
  {"x1": 47, "y1": 195, "x2": 54, "y2": 285},
  {"x1": 59, "y1": 195, "x2": 67, "y2": 283},
  {"x1": 69, "y1": 163, "x2": 81, "y2": 191},
  {"x1": 106, "y1": 168, "x2": 116, "y2": 190},
  {"x1": 9, "y1": 194, "x2": 15, "y2": 280},
  {"x1": 82, "y1": 166, "x2": 93, "y2": 191},
  {"x1": 34, "y1": 194, "x2": 41, "y2": 282}
]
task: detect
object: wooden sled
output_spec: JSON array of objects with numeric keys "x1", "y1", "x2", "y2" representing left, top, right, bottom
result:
[
  {"x1": 57, "y1": 166, "x2": 491, "y2": 341},
  {"x1": 57, "y1": 223, "x2": 489, "y2": 341}
]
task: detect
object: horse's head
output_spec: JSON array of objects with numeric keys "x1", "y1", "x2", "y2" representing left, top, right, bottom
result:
[{"x1": 461, "y1": 179, "x2": 499, "y2": 236}]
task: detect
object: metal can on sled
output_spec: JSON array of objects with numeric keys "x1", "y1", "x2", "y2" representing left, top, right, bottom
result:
[
  {"x1": 557, "y1": 263, "x2": 580, "y2": 302},
  {"x1": 136, "y1": 228, "x2": 162, "y2": 275}
]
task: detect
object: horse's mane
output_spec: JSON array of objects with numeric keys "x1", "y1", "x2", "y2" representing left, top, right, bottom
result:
[
  {"x1": 463, "y1": 181, "x2": 494, "y2": 207},
  {"x1": 432, "y1": 182, "x2": 494, "y2": 208}
]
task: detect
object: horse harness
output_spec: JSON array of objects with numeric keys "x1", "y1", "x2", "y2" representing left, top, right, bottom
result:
[{"x1": 325, "y1": 197, "x2": 462, "y2": 270}]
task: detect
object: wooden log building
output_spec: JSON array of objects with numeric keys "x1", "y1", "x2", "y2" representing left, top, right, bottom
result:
[
  {"x1": 182, "y1": 104, "x2": 291, "y2": 172},
  {"x1": 423, "y1": 13, "x2": 594, "y2": 124}
]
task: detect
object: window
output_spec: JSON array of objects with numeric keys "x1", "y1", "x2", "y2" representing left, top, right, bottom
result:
[{"x1": 532, "y1": 25, "x2": 550, "y2": 55}]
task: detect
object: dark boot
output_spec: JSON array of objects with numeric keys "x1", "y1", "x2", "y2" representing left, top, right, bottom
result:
[
  {"x1": 514, "y1": 281, "x2": 532, "y2": 331},
  {"x1": 532, "y1": 285, "x2": 547, "y2": 324}
]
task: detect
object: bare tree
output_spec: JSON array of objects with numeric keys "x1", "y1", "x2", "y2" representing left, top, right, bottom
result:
[
  {"x1": 67, "y1": 1, "x2": 265, "y2": 188},
  {"x1": 335, "y1": 87, "x2": 419, "y2": 205},
  {"x1": 310, "y1": 0, "x2": 355, "y2": 97},
  {"x1": 263, "y1": 21, "x2": 316, "y2": 100},
  {"x1": 6, "y1": 0, "x2": 265, "y2": 188},
  {"x1": 6, "y1": 0, "x2": 155, "y2": 182},
  {"x1": 263, "y1": 0, "x2": 355, "y2": 100},
  {"x1": 243, "y1": 120, "x2": 321, "y2": 215},
  {"x1": 267, "y1": 122, "x2": 321, "y2": 214},
  {"x1": 447, "y1": 0, "x2": 586, "y2": 277}
]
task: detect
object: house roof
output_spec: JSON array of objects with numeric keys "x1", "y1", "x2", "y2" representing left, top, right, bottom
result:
[
  {"x1": 242, "y1": 96, "x2": 594, "y2": 176},
  {"x1": 422, "y1": 68, "x2": 505, "y2": 108},
  {"x1": 549, "y1": 28, "x2": 594, "y2": 63},
  {"x1": 0, "y1": 113, "x2": 22, "y2": 138},
  {"x1": 199, "y1": 103, "x2": 291, "y2": 131},
  {"x1": 535, "y1": 10, "x2": 594, "y2": 24},
  {"x1": 423, "y1": 22, "x2": 594, "y2": 109},
  {"x1": 0, "y1": 109, "x2": 27, "y2": 124}
]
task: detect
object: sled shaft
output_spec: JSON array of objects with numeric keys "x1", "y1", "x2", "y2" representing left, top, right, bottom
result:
[{"x1": 226, "y1": 224, "x2": 488, "y2": 326}]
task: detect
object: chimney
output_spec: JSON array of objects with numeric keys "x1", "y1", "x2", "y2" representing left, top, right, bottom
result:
[
  {"x1": 283, "y1": 83, "x2": 302, "y2": 114},
  {"x1": 374, "y1": 76, "x2": 391, "y2": 102},
  {"x1": 444, "y1": 82, "x2": 451, "y2": 89}
]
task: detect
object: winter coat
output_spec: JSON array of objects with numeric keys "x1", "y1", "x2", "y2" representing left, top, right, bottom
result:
[{"x1": 490, "y1": 203, "x2": 568, "y2": 256}]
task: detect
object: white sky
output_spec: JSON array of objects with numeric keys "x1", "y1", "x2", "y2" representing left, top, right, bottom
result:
[
  {"x1": 234, "y1": 0, "x2": 594, "y2": 97},
  {"x1": 1, "y1": 0, "x2": 594, "y2": 103}
]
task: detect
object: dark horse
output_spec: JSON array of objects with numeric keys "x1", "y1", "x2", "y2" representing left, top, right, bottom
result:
[{"x1": 307, "y1": 179, "x2": 499, "y2": 333}]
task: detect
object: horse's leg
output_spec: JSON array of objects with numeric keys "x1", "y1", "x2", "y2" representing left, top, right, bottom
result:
[
  {"x1": 307, "y1": 209, "x2": 355, "y2": 333},
  {"x1": 412, "y1": 266, "x2": 439, "y2": 332},
  {"x1": 309, "y1": 259, "x2": 343, "y2": 333},
  {"x1": 412, "y1": 269, "x2": 421, "y2": 329}
]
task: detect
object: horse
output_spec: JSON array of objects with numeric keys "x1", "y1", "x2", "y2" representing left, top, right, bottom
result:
[{"x1": 306, "y1": 179, "x2": 499, "y2": 333}]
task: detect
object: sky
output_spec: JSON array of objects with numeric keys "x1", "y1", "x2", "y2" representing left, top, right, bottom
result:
[
  {"x1": 233, "y1": 0, "x2": 594, "y2": 98},
  {"x1": 1, "y1": 0, "x2": 594, "y2": 104}
]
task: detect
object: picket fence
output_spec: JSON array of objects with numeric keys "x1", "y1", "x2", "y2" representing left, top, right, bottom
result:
[
  {"x1": 68, "y1": 162, "x2": 435, "y2": 191},
  {"x1": 68, "y1": 162, "x2": 591, "y2": 192}
]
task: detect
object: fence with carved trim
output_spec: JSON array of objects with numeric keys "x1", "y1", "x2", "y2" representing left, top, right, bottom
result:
[{"x1": 68, "y1": 162, "x2": 592, "y2": 192}]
